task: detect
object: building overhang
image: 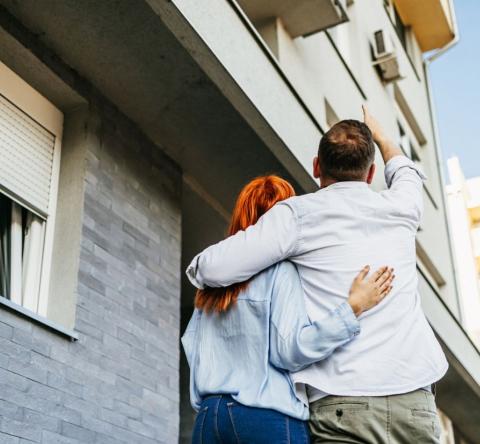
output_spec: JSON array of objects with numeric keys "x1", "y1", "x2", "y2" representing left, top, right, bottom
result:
[
  {"x1": 0, "y1": 0, "x2": 318, "y2": 219},
  {"x1": 393, "y1": 0, "x2": 456, "y2": 52},
  {"x1": 236, "y1": 0, "x2": 348, "y2": 38}
]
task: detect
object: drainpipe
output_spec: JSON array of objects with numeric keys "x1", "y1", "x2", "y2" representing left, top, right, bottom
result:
[{"x1": 423, "y1": 0, "x2": 462, "y2": 319}]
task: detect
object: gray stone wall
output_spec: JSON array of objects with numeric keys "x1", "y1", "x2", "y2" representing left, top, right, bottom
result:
[{"x1": 0, "y1": 101, "x2": 182, "y2": 443}]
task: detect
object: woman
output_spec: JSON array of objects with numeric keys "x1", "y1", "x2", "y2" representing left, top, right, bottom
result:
[{"x1": 182, "y1": 175, "x2": 394, "y2": 444}]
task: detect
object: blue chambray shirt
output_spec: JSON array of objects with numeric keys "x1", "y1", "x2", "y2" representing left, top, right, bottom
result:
[{"x1": 181, "y1": 261, "x2": 360, "y2": 420}]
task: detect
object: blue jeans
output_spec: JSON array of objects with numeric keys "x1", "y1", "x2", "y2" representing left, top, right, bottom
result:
[{"x1": 192, "y1": 394, "x2": 310, "y2": 444}]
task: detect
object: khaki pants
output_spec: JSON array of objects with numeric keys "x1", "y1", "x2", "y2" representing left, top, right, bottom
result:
[{"x1": 309, "y1": 389, "x2": 441, "y2": 444}]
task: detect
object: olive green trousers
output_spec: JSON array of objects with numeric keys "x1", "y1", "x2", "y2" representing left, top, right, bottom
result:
[{"x1": 309, "y1": 389, "x2": 440, "y2": 444}]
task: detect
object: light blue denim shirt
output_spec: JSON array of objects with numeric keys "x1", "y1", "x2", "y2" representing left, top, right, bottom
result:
[{"x1": 181, "y1": 261, "x2": 360, "y2": 420}]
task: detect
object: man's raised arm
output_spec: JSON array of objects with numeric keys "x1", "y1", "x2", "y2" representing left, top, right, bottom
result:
[
  {"x1": 363, "y1": 105, "x2": 426, "y2": 226},
  {"x1": 186, "y1": 202, "x2": 299, "y2": 289},
  {"x1": 363, "y1": 105, "x2": 402, "y2": 164}
]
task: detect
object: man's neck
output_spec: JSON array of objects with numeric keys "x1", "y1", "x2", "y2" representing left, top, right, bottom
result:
[
  {"x1": 320, "y1": 177, "x2": 368, "y2": 189},
  {"x1": 320, "y1": 177, "x2": 338, "y2": 189}
]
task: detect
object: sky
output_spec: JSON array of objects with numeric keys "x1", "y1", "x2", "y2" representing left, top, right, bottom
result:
[{"x1": 429, "y1": 0, "x2": 480, "y2": 180}]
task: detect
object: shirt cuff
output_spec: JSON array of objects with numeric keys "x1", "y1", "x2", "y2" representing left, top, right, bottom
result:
[
  {"x1": 186, "y1": 255, "x2": 205, "y2": 289},
  {"x1": 384, "y1": 155, "x2": 427, "y2": 187},
  {"x1": 332, "y1": 302, "x2": 361, "y2": 338}
]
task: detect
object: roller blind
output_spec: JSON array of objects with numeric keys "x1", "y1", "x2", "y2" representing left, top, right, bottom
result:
[{"x1": 0, "y1": 93, "x2": 55, "y2": 217}]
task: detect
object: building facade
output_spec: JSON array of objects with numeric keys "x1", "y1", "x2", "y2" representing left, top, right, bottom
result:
[
  {"x1": 447, "y1": 157, "x2": 480, "y2": 348},
  {"x1": 0, "y1": 0, "x2": 478, "y2": 443}
]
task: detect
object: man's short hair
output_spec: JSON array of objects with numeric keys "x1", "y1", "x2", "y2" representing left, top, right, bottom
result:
[{"x1": 318, "y1": 119, "x2": 375, "y2": 181}]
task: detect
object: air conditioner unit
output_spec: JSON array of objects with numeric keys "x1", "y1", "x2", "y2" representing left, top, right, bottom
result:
[
  {"x1": 373, "y1": 29, "x2": 395, "y2": 59},
  {"x1": 372, "y1": 29, "x2": 404, "y2": 83}
]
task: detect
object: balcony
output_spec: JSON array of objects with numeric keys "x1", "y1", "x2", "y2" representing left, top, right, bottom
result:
[
  {"x1": 237, "y1": 0, "x2": 348, "y2": 38},
  {"x1": 393, "y1": 0, "x2": 456, "y2": 51}
]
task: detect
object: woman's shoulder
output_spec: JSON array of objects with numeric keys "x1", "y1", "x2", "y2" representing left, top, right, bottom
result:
[
  {"x1": 274, "y1": 260, "x2": 299, "y2": 276},
  {"x1": 246, "y1": 261, "x2": 300, "y2": 296}
]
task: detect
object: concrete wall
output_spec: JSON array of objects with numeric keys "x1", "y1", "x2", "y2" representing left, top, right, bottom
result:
[{"x1": 0, "y1": 98, "x2": 182, "y2": 443}]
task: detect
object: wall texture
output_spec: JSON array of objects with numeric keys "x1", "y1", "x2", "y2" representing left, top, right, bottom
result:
[{"x1": 0, "y1": 100, "x2": 182, "y2": 443}]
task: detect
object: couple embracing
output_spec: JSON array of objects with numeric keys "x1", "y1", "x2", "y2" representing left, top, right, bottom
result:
[{"x1": 182, "y1": 107, "x2": 448, "y2": 444}]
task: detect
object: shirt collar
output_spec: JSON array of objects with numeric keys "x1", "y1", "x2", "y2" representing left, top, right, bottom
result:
[{"x1": 319, "y1": 181, "x2": 369, "y2": 191}]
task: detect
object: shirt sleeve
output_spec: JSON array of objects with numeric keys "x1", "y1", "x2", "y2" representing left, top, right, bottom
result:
[
  {"x1": 269, "y1": 262, "x2": 360, "y2": 372},
  {"x1": 382, "y1": 155, "x2": 427, "y2": 228},
  {"x1": 186, "y1": 202, "x2": 299, "y2": 289}
]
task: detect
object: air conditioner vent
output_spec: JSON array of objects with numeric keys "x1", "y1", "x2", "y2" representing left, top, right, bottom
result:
[{"x1": 372, "y1": 29, "x2": 404, "y2": 83}]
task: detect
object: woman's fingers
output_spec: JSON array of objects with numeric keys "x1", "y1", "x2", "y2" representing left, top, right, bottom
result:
[
  {"x1": 384, "y1": 285, "x2": 393, "y2": 297},
  {"x1": 368, "y1": 266, "x2": 389, "y2": 284},
  {"x1": 375, "y1": 268, "x2": 393, "y2": 288},
  {"x1": 379, "y1": 274, "x2": 395, "y2": 294},
  {"x1": 355, "y1": 265, "x2": 370, "y2": 282}
]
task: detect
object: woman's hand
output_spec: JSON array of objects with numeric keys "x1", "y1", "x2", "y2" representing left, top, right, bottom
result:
[{"x1": 348, "y1": 265, "x2": 394, "y2": 317}]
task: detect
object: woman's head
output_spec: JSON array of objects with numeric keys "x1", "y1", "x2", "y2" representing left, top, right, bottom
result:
[
  {"x1": 195, "y1": 175, "x2": 295, "y2": 313},
  {"x1": 227, "y1": 175, "x2": 296, "y2": 235}
]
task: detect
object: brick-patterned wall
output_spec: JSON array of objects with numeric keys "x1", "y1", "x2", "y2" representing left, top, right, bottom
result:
[{"x1": 0, "y1": 102, "x2": 182, "y2": 443}]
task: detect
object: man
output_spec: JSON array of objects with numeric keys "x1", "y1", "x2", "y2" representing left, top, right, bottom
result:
[{"x1": 186, "y1": 107, "x2": 447, "y2": 443}]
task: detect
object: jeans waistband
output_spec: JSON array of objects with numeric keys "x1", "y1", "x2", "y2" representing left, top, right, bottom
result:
[{"x1": 202, "y1": 394, "x2": 234, "y2": 402}]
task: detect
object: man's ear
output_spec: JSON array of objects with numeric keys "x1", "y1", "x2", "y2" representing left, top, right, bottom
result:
[
  {"x1": 313, "y1": 156, "x2": 321, "y2": 179},
  {"x1": 366, "y1": 163, "x2": 376, "y2": 184}
]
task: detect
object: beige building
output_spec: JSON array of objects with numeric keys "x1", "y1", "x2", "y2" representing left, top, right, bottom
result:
[
  {"x1": 447, "y1": 157, "x2": 480, "y2": 347},
  {"x1": 0, "y1": 0, "x2": 479, "y2": 442}
]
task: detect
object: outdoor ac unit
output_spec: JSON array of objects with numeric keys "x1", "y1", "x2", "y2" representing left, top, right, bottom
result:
[
  {"x1": 372, "y1": 29, "x2": 404, "y2": 83},
  {"x1": 373, "y1": 29, "x2": 395, "y2": 59}
]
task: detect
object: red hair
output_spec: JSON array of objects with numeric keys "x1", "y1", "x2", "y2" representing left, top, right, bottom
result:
[{"x1": 195, "y1": 175, "x2": 295, "y2": 314}]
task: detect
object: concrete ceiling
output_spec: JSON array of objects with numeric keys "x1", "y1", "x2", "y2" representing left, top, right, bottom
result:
[{"x1": 0, "y1": 0, "x2": 305, "y2": 214}]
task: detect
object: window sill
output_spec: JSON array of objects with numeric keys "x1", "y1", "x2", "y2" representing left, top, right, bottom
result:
[{"x1": 0, "y1": 296, "x2": 78, "y2": 341}]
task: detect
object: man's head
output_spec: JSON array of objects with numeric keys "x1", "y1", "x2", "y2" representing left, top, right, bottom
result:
[{"x1": 313, "y1": 119, "x2": 376, "y2": 185}]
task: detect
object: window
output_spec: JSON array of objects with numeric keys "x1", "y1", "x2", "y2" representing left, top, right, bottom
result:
[
  {"x1": 393, "y1": 6, "x2": 408, "y2": 50},
  {"x1": 397, "y1": 121, "x2": 410, "y2": 156},
  {"x1": 397, "y1": 120, "x2": 422, "y2": 165},
  {"x1": 409, "y1": 142, "x2": 421, "y2": 163},
  {"x1": 0, "y1": 61, "x2": 63, "y2": 317},
  {"x1": 0, "y1": 196, "x2": 45, "y2": 311}
]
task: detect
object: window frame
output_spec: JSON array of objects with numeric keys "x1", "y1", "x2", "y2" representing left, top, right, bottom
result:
[{"x1": 0, "y1": 60, "x2": 63, "y2": 318}]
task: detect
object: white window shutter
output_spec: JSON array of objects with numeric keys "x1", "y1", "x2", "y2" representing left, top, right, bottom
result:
[{"x1": 0, "y1": 93, "x2": 56, "y2": 217}]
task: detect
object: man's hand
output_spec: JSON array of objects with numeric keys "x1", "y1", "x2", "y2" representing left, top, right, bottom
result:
[
  {"x1": 362, "y1": 105, "x2": 402, "y2": 164},
  {"x1": 362, "y1": 105, "x2": 386, "y2": 145}
]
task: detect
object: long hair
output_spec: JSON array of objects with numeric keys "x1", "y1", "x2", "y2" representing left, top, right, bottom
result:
[{"x1": 194, "y1": 175, "x2": 295, "y2": 314}]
